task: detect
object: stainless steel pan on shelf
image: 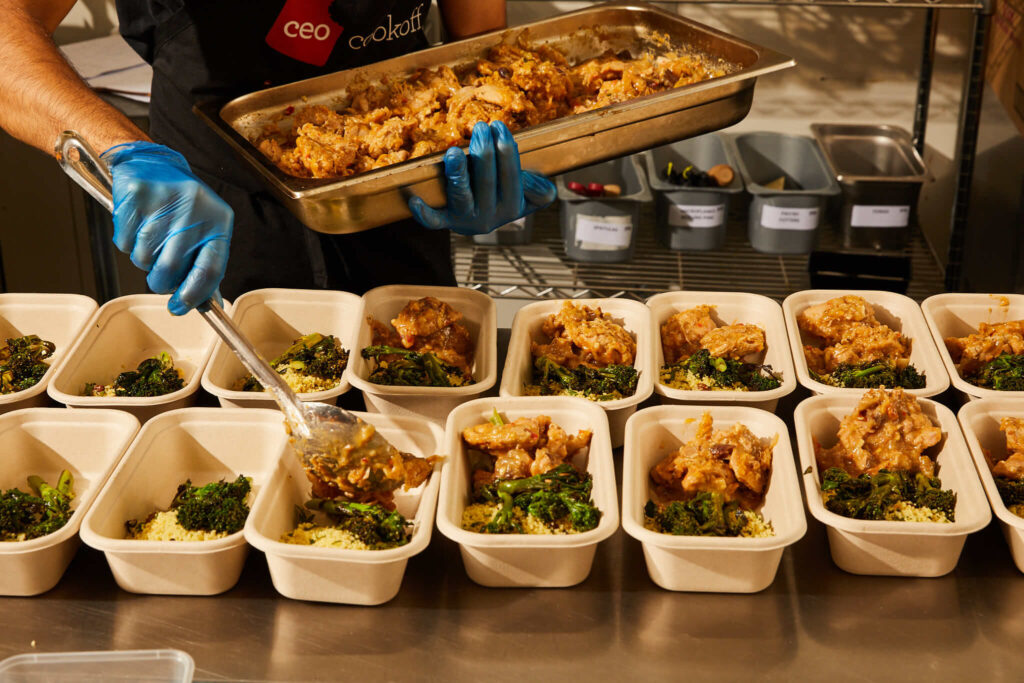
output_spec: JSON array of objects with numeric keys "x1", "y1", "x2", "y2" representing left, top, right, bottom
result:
[{"x1": 192, "y1": 1, "x2": 794, "y2": 234}]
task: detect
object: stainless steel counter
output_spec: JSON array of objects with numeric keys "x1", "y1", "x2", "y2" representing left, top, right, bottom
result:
[{"x1": 1, "y1": 346, "x2": 1021, "y2": 681}]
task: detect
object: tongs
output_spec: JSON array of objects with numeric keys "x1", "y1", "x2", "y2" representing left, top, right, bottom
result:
[{"x1": 55, "y1": 131, "x2": 399, "y2": 491}]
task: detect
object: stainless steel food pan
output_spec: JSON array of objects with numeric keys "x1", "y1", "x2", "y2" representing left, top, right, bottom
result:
[
  {"x1": 193, "y1": 2, "x2": 794, "y2": 234},
  {"x1": 810, "y1": 124, "x2": 928, "y2": 251}
]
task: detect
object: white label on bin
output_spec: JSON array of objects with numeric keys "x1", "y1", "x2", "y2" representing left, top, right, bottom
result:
[
  {"x1": 496, "y1": 217, "x2": 527, "y2": 233},
  {"x1": 668, "y1": 203, "x2": 725, "y2": 228},
  {"x1": 575, "y1": 214, "x2": 633, "y2": 248},
  {"x1": 851, "y1": 205, "x2": 910, "y2": 228},
  {"x1": 761, "y1": 205, "x2": 819, "y2": 231}
]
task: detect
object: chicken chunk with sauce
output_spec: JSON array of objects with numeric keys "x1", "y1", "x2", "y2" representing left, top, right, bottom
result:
[
  {"x1": 798, "y1": 295, "x2": 878, "y2": 343},
  {"x1": 532, "y1": 301, "x2": 636, "y2": 369},
  {"x1": 944, "y1": 320, "x2": 1024, "y2": 375},
  {"x1": 661, "y1": 305, "x2": 717, "y2": 363},
  {"x1": 650, "y1": 412, "x2": 776, "y2": 510},
  {"x1": 991, "y1": 417, "x2": 1024, "y2": 480},
  {"x1": 367, "y1": 296, "x2": 475, "y2": 377},
  {"x1": 815, "y1": 388, "x2": 942, "y2": 478},
  {"x1": 462, "y1": 414, "x2": 592, "y2": 485}
]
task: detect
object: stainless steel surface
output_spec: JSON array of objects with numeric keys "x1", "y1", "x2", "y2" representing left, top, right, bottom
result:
[
  {"x1": 514, "y1": 0, "x2": 984, "y2": 7},
  {"x1": 0, "y1": 382, "x2": 1020, "y2": 682},
  {"x1": 193, "y1": 2, "x2": 794, "y2": 234},
  {"x1": 811, "y1": 124, "x2": 927, "y2": 184},
  {"x1": 453, "y1": 204, "x2": 946, "y2": 302},
  {"x1": 54, "y1": 131, "x2": 402, "y2": 484}
]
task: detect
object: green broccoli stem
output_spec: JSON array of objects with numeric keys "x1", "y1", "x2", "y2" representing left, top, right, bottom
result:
[{"x1": 851, "y1": 364, "x2": 885, "y2": 379}]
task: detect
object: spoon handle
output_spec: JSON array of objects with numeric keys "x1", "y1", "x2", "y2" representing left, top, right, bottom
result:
[{"x1": 55, "y1": 130, "x2": 310, "y2": 433}]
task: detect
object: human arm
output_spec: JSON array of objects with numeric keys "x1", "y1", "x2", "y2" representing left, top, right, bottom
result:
[
  {"x1": 0, "y1": 0, "x2": 232, "y2": 315},
  {"x1": 437, "y1": 0, "x2": 506, "y2": 39}
]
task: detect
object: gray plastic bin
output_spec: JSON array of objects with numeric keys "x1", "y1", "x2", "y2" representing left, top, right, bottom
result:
[
  {"x1": 728, "y1": 133, "x2": 840, "y2": 254},
  {"x1": 643, "y1": 133, "x2": 743, "y2": 251},
  {"x1": 471, "y1": 214, "x2": 534, "y2": 246},
  {"x1": 811, "y1": 124, "x2": 927, "y2": 251},
  {"x1": 555, "y1": 155, "x2": 652, "y2": 263}
]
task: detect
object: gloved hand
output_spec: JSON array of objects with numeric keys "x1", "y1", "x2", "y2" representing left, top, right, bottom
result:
[
  {"x1": 408, "y1": 121, "x2": 556, "y2": 236},
  {"x1": 101, "y1": 141, "x2": 233, "y2": 315}
]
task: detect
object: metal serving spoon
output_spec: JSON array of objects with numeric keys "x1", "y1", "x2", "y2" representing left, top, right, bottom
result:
[{"x1": 55, "y1": 131, "x2": 400, "y2": 492}]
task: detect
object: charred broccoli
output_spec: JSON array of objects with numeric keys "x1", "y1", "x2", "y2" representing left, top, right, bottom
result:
[
  {"x1": 527, "y1": 355, "x2": 639, "y2": 400},
  {"x1": 995, "y1": 477, "x2": 1024, "y2": 509},
  {"x1": 361, "y1": 345, "x2": 471, "y2": 387},
  {"x1": 0, "y1": 335, "x2": 56, "y2": 394},
  {"x1": 240, "y1": 333, "x2": 348, "y2": 392},
  {"x1": 820, "y1": 467, "x2": 956, "y2": 521},
  {"x1": 643, "y1": 492, "x2": 750, "y2": 537},
  {"x1": 472, "y1": 463, "x2": 602, "y2": 534},
  {"x1": 170, "y1": 475, "x2": 252, "y2": 534},
  {"x1": 812, "y1": 360, "x2": 926, "y2": 390},
  {"x1": 85, "y1": 351, "x2": 185, "y2": 397},
  {"x1": 965, "y1": 353, "x2": 1024, "y2": 392},
  {"x1": 0, "y1": 470, "x2": 75, "y2": 541},
  {"x1": 659, "y1": 349, "x2": 781, "y2": 392},
  {"x1": 303, "y1": 498, "x2": 411, "y2": 548}
]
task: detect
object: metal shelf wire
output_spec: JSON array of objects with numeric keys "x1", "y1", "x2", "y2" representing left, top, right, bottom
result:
[{"x1": 453, "y1": 204, "x2": 946, "y2": 302}]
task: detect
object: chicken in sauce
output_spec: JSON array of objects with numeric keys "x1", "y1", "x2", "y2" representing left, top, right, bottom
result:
[
  {"x1": 815, "y1": 388, "x2": 942, "y2": 478},
  {"x1": 532, "y1": 301, "x2": 636, "y2": 369},
  {"x1": 367, "y1": 296, "x2": 474, "y2": 378},
  {"x1": 258, "y1": 37, "x2": 732, "y2": 179},
  {"x1": 462, "y1": 414, "x2": 592, "y2": 486},
  {"x1": 650, "y1": 412, "x2": 776, "y2": 510},
  {"x1": 945, "y1": 320, "x2": 1024, "y2": 376},
  {"x1": 661, "y1": 306, "x2": 767, "y2": 364},
  {"x1": 797, "y1": 295, "x2": 913, "y2": 375}
]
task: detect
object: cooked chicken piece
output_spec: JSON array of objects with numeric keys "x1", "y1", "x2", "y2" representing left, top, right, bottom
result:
[
  {"x1": 661, "y1": 305, "x2": 718, "y2": 364},
  {"x1": 416, "y1": 322, "x2": 474, "y2": 375},
  {"x1": 945, "y1": 320, "x2": 1024, "y2": 375},
  {"x1": 700, "y1": 323, "x2": 766, "y2": 361},
  {"x1": 803, "y1": 346, "x2": 827, "y2": 375},
  {"x1": 494, "y1": 448, "x2": 533, "y2": 480},
  {"x1": 991, "y1": 417, "x2": 1024, "y2": 480},
  {"x1": 798, "y1": 295, "x2": 878, "y2": 343},
  {"x1": 532, "y1": 301, "x2": 636, "y2": 368},
  {"x1": 993, "y1": 453, "x2": 1024, "y2": 480},
  {"x1": 306, "y1": 451, "x2": 437, "y2": 508},
  {"x1": 462, "y1": 415, "x2": 548, "y2": 454},
  {"x1": 822, "y1": 323, "x2": 912, "y2": 372},
  {"x1": 1002, "y1": 417, "x2": 1024, "y2": 455},
  {"x1": 463, "y1": 414, "x2": 592, "y2": 480},
  {"x1": 815, "y1": 388, "x2": 942, "y2": 477},
  {"x1": 259, "y1": 38, "x2": 729, "y2": 179},
  {"x1": 650, "y1": 412, "x2": 775, "y2": 509},
  {"x1": 391, "y1": 297, "x2": 464, "y2": 344}
]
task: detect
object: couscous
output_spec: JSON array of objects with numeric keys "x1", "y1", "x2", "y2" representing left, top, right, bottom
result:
[{"x1": 235, "y1": 333, "x2": 348, "y2": 393}]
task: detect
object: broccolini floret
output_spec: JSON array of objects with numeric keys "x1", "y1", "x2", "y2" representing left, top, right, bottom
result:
[
  {"x1": 820, "y1": 467, "x2": 956, "y2": 521},
  {"x1": 361, "y1": 345, "x2": 470, "y2": 387},
  {"x1": 0, "y1": 470, "x2": 75, "y2": 541},
  {"x1": 811, "y1": 360, "x2": 927, "y2": 390},
  {"x1": 527, "y1": 355, "x2": 639, "y2": 401},
  {"x1": 473, "y1": 463, "x2": 602, "y2": 534},
  {"x1": 303, "y1": 498, "x2": 411, "y2": 548},
  {"x1": 240, "y1": 333, "x2": 349, "y2": 391},
  {"x1": 965, "y1": 353, "x2": 1024, "y2": 392},
  {"x1": 659, "y1": 349, "x2": 781, "y2": 392},
  {"x1": 0, "y1": 335, "x2": 56, "y2": 395},
  {"x1": 170, "y1": 475, "x2": 252, "y2": 534},
  {"x1": 85, "y1": 351, "x2": 185, "y2": 397},
  {"x1": 643, "y1": 492, "x2": 750, "y2": 537}
]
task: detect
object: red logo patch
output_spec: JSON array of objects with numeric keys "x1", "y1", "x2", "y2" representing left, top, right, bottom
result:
[{"x1": 265, "y1": 0, "x2": 343, "y2": 67}]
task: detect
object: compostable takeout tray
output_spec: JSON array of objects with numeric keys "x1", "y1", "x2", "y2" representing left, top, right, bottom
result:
[{"x1": 193, "y1": 2, "x2": 793, "y2": 234}]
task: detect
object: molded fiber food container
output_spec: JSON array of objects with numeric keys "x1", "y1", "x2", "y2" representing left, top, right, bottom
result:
[
  {"x1": 47, "y1": 294, "x2": 223, "y2": 422},
  {"x1": 648, "y1": 291, "x2": 796, "y2": 411},
  {"x1": 201, "y1": 288, "x2": 360, "y2": 408},
  {"x1": 794, "y1": 394, "x2": 990, "y2": 577},
  {"x1": 499, "y1": 298, "x2": 654, "y2": 448},
  {"x1": 555, "y1": 155, "x2": 652, "y2": 263},
  {"x1": 245, "y1": 412, "x2": 443, "y2": 605},
  {"x1": 958, "y1": 398, "x2": 1024, "y2": 573},
  {"x1": 0, "y1": 408, "x2": 139, "y2": 596},
  {"x1": 437, "y1": 396, "x2": 619, "y2": 587},
  {"x1": 79, "y1": 408, "x2": 288, "y2": 595},
  {"x1": 348, "y1": 285, "x2": 497, "y2": 424},
  {"x1": 783, "y1": 289, "x2": 949, "y2": 398},
  {"x1": 0, "y1": 294, "x2": 97, "y2": 414},
  {"x1": 472, "y1": 215, "x2": 534, "y2": 246},
  {"x1": 921, "y1": 293, "x2": 1024, "y2": 401},
  {"x1": 643, "y1": 133, "x2": 743, "y2": 251},
  {"x1": 811, "y1": 123, "x2": 928, "y2": 251},
  {"x1": 622, "y1": 405, "x2": 806, "y2": 592},
  {"x1": 0, "y1": 649, "x2": 195, "y2": 682},
  {"x1": 727, "y1": 132, "x2": 840, "y2": 254}
]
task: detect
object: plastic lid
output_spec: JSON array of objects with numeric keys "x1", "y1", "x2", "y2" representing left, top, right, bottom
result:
[{"x1": 0, "y1": 650, "x2": 194, "y2": 682}]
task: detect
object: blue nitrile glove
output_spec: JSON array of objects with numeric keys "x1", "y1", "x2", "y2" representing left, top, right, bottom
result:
[
  {"x1": 408, "y1": 121, "x2": 556, "y2": 236},
  {"x1": 101, "y1": 141, "x2": 233, "y2": 316}
]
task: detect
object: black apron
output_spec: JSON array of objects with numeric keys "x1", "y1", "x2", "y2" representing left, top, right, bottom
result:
[{"x1": 116, "y1": 0, "x2": 455, "y2": 298}]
